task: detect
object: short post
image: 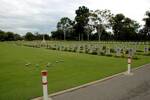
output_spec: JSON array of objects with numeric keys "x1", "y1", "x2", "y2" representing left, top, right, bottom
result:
[
  {"x1": 41, "y1": 70, "x2": 50, "y2": 100},
  {"x1": 127, "y1": 57, "x2": 132, "y2": 74}
]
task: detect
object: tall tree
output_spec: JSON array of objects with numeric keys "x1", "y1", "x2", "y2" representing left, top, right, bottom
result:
[
  {"x1": 0, "y1": 30, "x2": 6, "y2": 41},
  {"x1": 84, "y1": 24, "x2": 93, "y2": 41},
  {"x1": 74, "y1": 6, "x2": 90, "y2": 41},
  {"x1": 24, "y1": 32, "x2": 35, "y2": 41},
  {"x1": 110, "y1": 14, "x2": 125, "y2": 40},
  {"x1": 85, "y1": 12, "x2": 98, "y2": 41},
  {"x1": 51, "y1": 30, "x2": 64, "y2": 40},
  {"x1": 14, "y1": 34, "x2": 22, "y2": 40},
  {"x1": 6, "y1": 32, "x2": 15, "y2": 41},
  {"x1": 110, "y1": 14, "x2": 140, "y2": 40},
  {"x1": 57, "y1": 17, "x2": 73, "y2": 40},
  {"x1": 90, "y1": 9, "x2": 113, "y2": 41},
  {"x1": 144, "y1": 11, "x2": 150, "y2": 28},
  {"x1": 140, "y1": 10, "x2": 150, "y2": 40}
]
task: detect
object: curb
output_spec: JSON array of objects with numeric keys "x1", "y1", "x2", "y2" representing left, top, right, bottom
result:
[{"x1": 32, "y1": 63, "x2": 150, "y2": 100}]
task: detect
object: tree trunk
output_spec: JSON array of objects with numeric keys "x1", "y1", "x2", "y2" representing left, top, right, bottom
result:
[
  {"x1": 79, "y1": 34, "x2": 80, "y2": 41},
  {"x1": 87, "y1": 34, "x2": 90, "y2": 41},
  {"x1": 81, "y1": 34, "x2": 83, "y2": 41},
  {"x1": 64, "y1": 30, "x2": 66, "y2": 40},
  {"x1": 98, "y1": 33, "x2": 101, "y2": 41}
]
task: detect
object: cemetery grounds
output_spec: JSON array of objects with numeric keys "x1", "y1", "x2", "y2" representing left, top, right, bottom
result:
[{"x1": 0, "y1": 41, "x2": 150, "y2": 100}]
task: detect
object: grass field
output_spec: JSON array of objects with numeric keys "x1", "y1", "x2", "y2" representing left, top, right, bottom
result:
[{"x1": 0, "y1": 42, "x2": 150, "y2": 100}]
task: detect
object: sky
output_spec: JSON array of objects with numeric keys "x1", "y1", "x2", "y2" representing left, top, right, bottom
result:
[{"x1": 0, "y1": 0, "x2": 149, "y2": 35}]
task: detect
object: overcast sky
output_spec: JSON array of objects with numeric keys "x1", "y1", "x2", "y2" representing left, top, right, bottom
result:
[{"x1": 0, "y1": 0, "x2": 149, "y2": 35}]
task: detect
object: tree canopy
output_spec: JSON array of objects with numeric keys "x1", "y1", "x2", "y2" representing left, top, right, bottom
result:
[
  {"x1": 52, "y1": 6, "x2": 147, "y2": 41},
  {"x1": 0, "y1": 30, "x2": 22, "y2": 41},
  {"x1": 138, "y1": 10, "x2": 150, "y2": 40},
  {"x1": 110, "y1": 14, "x2": 140, "y2": 40},
  {"x1": 74, "y1": 6, "x2": 90, "y2": 40}
]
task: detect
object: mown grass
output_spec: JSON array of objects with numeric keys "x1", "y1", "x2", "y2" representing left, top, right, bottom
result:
[{"x1": 0, "y1": 42, "x2": 149, "y2": 100}]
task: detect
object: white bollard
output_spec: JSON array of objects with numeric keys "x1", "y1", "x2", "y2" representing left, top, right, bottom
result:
[
  {"x1": 41, "y1": 70, "x2": 52, "y2": 100},
  {"x1": 127, "y1": 57, "x2": 132, "y2": 74}
]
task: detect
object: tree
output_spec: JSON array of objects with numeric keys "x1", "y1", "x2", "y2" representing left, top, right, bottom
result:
[
  {"x1": 74, "y1": 6, "x2": 90, "y2": 41},
  {"x1": 14, "y1": 34, "x2": 22, "y2": 40},
  {"x1": 140, "y1": 10, "x2": 150, "y2": 40},
  {"x1": 24, "y1": 32, "x2": 35, "y2": 41},
  {"x1": 34, "y1": 32, "x2": 42, "y2": 40},
  {"x1": 6, "y1": 32, "x2": 15, "y2": 41},
  {"x1": 43, "y1": 34, "x2": 50, "y2": 40},
  {"x1": 110, "y1": 14, "x2": 140, "y2": 40},
  {"x1": 0, "y1": 30, "x2": 23, "y2": 41},
  {"x1": 144, "y1": 11, "x2": 150, "y2": 28},
  {"x1": 90, "y1": 9, "x2": 113, "y2": 41},
  {"x1": 57, "y1": 17, "x2": 73, "y2": 40},
  {"x1": 110, "y1": 14, "x2": 125, "y2": 40},
  {"x1": 84, "y1": 24, "x2": 93, "y2": 41},
  {"x1": 84, "y1": 13, "x2": 98, "y2": 41},
  {"x1": 51, "y1": 30, "x2": 64, "y2": 40},
  {"x1": 0, "y1": 30, "x2": 6, "y2": 41},
  {"x1": 34, "y1": 32, "x2": 50, "y2": 40}
]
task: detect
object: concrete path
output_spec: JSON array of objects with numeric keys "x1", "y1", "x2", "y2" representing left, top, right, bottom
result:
[{"x1": 52, "y1": 64, "x2": 150, "y2": 100}]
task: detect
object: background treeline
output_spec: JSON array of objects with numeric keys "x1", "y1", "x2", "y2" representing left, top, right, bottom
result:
[
  {"x1": 0, "y1": 31, "x2": 51, "y2": 41},
  {"x1": 0, "y1": 30, "x2": 22, "y2": 41},
  {"x1": 51, "y1": 6, "x2": 150, "y2": 41},
  {"x1": 0, "y1": 6, "x2": 150, "y2": 41}
]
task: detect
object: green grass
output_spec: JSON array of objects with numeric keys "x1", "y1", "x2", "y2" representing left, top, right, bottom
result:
[{"x1": 0, "y1": 42, "x2": 149, "y2": 100}]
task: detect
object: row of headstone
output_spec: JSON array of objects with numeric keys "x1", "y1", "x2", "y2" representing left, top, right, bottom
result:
[
  {"x1": 114, "y1": 47, "x2": 136, "y2": 57},
  {"x1": 20, "y1": 41, "x2": 149, "y2": 57}
]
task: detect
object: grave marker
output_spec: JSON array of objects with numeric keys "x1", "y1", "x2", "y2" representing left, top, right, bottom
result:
[
  {"x1": 144, "y1": 46, "x2": 149, "y2": 54},
  {"x1": 128, "y1": 48, "x2": 134, "y2": 57},
  {"x1": 115, "y1": 48, "x2": 121, "y2": 56}
]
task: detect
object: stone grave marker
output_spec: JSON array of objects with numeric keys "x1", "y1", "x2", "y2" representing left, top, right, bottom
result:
[
  {"x1": 115, "y1": 48, "x2": 121, "y2": 56},
  {"x1": 106, "y1": 47, "x2": 111, "y2": 55},
  {"x1": 77, "y1": 45, "x2": 81, "y2": 53},
  {"x1": 128, "y1": 48, "x2": 134, "y2": 57},
  {"x1": 144, "y1": 45, "x2": 149, "y2": 54},
  {"x1": 89, "y1": 46, "x2": 94, "y2": 54}
]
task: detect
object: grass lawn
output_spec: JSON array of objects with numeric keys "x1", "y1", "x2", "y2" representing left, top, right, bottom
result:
[{"x1": 0, "y1": 42, "x2": 149, "y2": 100}]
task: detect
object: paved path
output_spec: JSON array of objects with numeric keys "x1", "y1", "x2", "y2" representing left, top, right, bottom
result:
[{"x1": 52, "y1": 64, "x2": 150, "y2": 100}]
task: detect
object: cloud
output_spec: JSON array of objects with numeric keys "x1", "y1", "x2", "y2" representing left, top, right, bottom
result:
[
  {"x1": 0, "y1": 0, "x2": 149, "y2": 35},
  {"x1": 87, "y1": 0, "x2": 150, "y2": 24}
]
